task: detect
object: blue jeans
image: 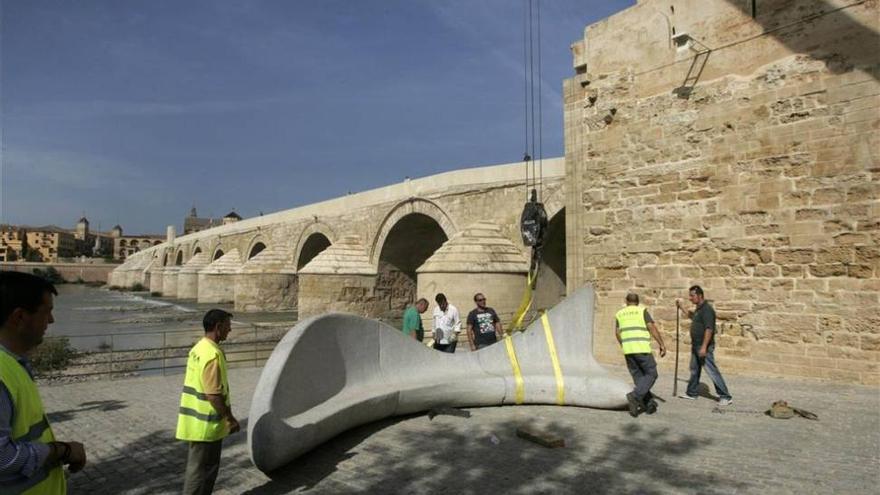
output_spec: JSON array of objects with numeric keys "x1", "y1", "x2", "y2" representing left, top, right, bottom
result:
[{"x1": 686, "y1": 344, "x2": 731, "y2": 399}]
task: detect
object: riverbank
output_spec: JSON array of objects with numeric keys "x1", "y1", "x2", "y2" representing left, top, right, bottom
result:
[
  {"x1": 1, "y1": 261, "x2": 117, "y2": 283},
  {"x1": 35, "y1": 284, "x2": 298, "y2": 382}
]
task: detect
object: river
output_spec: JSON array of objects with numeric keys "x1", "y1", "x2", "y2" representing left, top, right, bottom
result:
[{"x1": 49, "y1": 284, "x2": 298, "y2": 352}]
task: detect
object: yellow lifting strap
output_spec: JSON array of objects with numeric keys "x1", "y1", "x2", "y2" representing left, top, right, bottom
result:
[
  {"x1": 541, "y1": 312, "x2": 565, "y2": 406},
  {"x1": 503, "y1": 312, "x2": 565, "y2": 406},
  {"x1": 504, "y1": 337, "x2": 525, "y2": 405},
  {"x1": 510, "y1": 269, "x2": 535, "y2": 332}
]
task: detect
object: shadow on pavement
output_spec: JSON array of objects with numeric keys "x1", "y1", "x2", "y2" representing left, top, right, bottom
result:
[
  {"x1": 238, "y1": 412, "x2": 747, "y2": 494},
  {"x1": 47, "y1": 400, "x2": 128, "y2": 424},
  {"x1": 66, "y1": 418, "x2": 249, "y2": 494}
]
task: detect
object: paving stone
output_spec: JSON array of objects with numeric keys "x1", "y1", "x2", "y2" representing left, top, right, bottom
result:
[{"x1": 40, "y1": 365, "x2": 879, "y2": 494}]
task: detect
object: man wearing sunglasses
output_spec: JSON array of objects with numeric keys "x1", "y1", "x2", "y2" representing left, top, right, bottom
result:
[{"x1": 466, "y1": 293, "x2": 502, "y2": 351}]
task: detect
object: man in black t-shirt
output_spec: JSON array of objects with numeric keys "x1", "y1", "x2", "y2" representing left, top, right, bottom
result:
[
  {"x1": 676, "y1": 285, "x2": 733, "y2": 405},
  {"x1": 466, "y1": 293, "x2": 502, "y2": 350}
]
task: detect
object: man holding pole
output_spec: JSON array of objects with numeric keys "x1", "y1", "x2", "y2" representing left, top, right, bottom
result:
[
  {"x1": 615, "y1": 293, "x2": 666, "y2": 417},
  {"x1": 677, "y1": 285, "x2": 733, "y2": 405}
]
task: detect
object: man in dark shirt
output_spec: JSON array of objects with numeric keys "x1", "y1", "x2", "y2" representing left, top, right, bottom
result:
[
  {"x1": 677, "y1": 285, "x2": 733, "y2": 405},
  {"x1": 466, "y1": 293, "x2": 502, "y2": 350}
]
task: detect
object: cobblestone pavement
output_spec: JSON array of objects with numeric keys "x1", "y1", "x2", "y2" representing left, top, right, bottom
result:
[{"x1": 41, "y1": 364, "x2": 879, "y2": 494}]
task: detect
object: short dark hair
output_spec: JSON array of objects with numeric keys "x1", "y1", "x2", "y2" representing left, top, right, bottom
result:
[
  {"x1": 435, "y1": 293, "x2": 447, "y2": 304},
  {"x1": 203, "y1": 309, "x2": 233, "y2": 332},
  {"x1": 0, "y1": 271, "x2": 58, "y2": 328},
  {"x1": 626, "y1": 293, "x2": 639, "y2": 304},
  {"x1": 689, "y1": 285, "x2": 704, "y2": 297},
  {"x1": 416, "y1": 298, "x2": 428, "y2": 306},
  {"x1": 473, "y1": 293, "x2": 485, "y2": 302}
]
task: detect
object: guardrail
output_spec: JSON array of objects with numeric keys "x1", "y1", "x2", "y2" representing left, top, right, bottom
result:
[{"x1": 37, "y1": 325, "x2": 287, "y2": 380}]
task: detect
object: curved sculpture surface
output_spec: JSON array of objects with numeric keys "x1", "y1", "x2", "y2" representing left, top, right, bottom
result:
[{"x1": 248, "y1": 285, "x2": 629, "y2": 472}]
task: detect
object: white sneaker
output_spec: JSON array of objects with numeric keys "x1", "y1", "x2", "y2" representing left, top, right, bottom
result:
[
  {"x1": 718, "y1": 398, "x2": 733, "y2": 406},
  {"x1": 678, "y1": 394, "x2": 697, "y2": 400}
]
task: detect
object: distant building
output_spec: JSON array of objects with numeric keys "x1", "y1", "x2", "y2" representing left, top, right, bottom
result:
[
  {"x1": 183, "y1": 206, "x2": 241, "y2": 234},
  {"x1": 1, "y1": 218, "x2": 163, "y2": 262},
  {"x1": 183, "y1": 206, "x2": 220, "y2": 234},
  {"x1": 223, "y1": 211, "x2": 242, "y2": 225},
  {"x1": 74, "y1": 217, "x2": 89, "y2": 241},
  {"x1": 104, "y1": 223, "x2": 163, "y2": 260},
  {"x1": 0, "y1": 225, "x2": 27, "y2": 262},
  {"x1": 72, "y1": 216, "x2": 114, "y2": 257},
  {"x1": 26, "y1": 226, "x2": 77, "y2": 262}
]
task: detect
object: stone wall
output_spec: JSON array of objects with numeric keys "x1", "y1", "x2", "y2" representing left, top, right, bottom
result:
[
  {"x1": 0, "y1": 262, "x2": 117, "y2": 283},
  {"x1": 565, "y1": 0, "x2": 879, "y2": 384}
]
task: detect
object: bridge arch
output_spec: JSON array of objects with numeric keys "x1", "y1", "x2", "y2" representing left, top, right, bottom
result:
[
  {"x1": 245, "y1": 234, "x2": 269, "y2": 260},
  {"x1": 211, "y1": 242, "x2": 226, "y2": 261},
  {"x1": 371, "y1": 199, "x2": 455, "y2": 317},
  {"x1": 369, "y1": 199, "x2": 456, "y2": 269},
  {"x1": 294, "y1": 222, "x2": 335, "y2": 271},
  {"x1": 175, "y1": 248, "x2": 185, "y2": 266}
]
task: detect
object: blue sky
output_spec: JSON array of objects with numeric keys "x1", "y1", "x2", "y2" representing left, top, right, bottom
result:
[{"x1": 1, "y1": 0, "x2": 633, "y2": 235}]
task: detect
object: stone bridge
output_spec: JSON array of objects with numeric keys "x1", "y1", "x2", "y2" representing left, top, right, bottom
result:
[{"x1": 110, "y1": 159, "x2": 566, "y2": 325}]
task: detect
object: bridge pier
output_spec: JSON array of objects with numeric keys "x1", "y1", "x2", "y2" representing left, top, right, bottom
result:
[
  {"x1": 149, "y1": 266, "x2": 165, "y2": 295},
  {"x1": 297, "y1": 236, "x2": 381, "y2": 319},
  {"x1": 162, "y1": 266, "x2": 180, "y2": 298},
  {"x1": 234, "y1": 246, "x2": 298, "y2": 312},
  {"x1": 198, "y1": 248, "x2": 240, "y2": 303},
  {"x1": 178, "y1": 251, "x2": 209, "y2": 299}
]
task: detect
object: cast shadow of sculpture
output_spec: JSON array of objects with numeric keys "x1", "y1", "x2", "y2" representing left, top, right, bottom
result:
[{"x1": 241, "y1": 417, "x2": 746, "y2": 494}]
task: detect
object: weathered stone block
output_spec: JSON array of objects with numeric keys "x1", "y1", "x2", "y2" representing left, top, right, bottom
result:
[
  {"x1": 809, "y1": 264, "x2": 847, "y2": 277},
  {"x1": 774, "y1": 249, "x2": 815, "y2": 264}
]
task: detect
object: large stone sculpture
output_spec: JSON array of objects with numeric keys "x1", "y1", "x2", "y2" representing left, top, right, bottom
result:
[{"x1": 248, "y1": 285, "x2": 630, "y2": 473}]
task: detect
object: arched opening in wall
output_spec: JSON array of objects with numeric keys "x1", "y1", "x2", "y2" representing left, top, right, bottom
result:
[
  {"x1": 193, "y1": 247, "x2": 202, "y2": 255},
  {"x1": 213, "y1": 249, "x2": 224, "y2": 261},
  {"x1": 249, "y1": 242, "x2": 266, "y2": 260},
  {"x1": 175, "y1": 251, "x2": 184, "y2": 266},
  {"x1": 162, "y1": 253, "x2": 168, "y2": 266},
  {"x1": 153, "y1": 240, "x2": 161, "y2": 246},
  {"x1": 533, "y1": 208, "x2": 567, "y2": 313},
  {"x1": 377, "y1": 213, "x2": 448, "y2": 319},
  {"x1": 297, "y1": 233, "x2": 331, "y2": 270}
]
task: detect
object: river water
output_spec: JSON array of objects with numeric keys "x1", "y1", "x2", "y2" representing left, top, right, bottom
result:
[{"x1": 49, "y1": 284, "x2": 298, "y2": 352}]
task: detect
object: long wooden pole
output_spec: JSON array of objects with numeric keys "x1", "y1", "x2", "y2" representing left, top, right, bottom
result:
[{"x1": 674, "y1": 304, "x2": 680, "y2": 397}]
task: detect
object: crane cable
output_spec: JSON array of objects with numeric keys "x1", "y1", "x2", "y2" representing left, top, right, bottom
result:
[{"x1": 512, "y1": 0, "x2": 547, "y2": 333}]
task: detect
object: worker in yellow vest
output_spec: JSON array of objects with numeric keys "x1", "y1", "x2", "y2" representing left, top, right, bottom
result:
[
  {"x1": 615, "y1": 293, "x2": 666, "y2": 417},
  {"x1": 176, "y1": 309, "x2": 240, "y2": 495},
  {"x1": 0, "y1": 271, "x2": 87, "y2": 494}
]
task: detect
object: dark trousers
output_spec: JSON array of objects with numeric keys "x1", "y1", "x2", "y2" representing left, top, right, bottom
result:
[
  {"x1": 624, "y1": 353, "x2": 658, "y2": 403},
  {"x1": 686, "y1": 344, "x2": 731, "y2": 399},
  {"x1": 433, "y1": 341, "x2": 457, "y2": 353},
  {"x1": 183, "y1": 440, "x2": 222, "y2": 495}
]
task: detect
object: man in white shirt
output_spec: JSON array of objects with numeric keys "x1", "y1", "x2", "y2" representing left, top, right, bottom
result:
[{"x1": 431, "y1": 293, "x2": 460, "y2": 353}]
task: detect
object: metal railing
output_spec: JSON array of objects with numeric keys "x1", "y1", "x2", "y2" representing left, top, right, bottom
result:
[{"x1": 37, "y1": 325, "x2": 287, "y2": 380}]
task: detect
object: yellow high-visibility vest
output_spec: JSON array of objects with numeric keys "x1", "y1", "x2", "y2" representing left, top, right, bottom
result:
[
  {"x1": 175, "y1": 338, "x2": 230, "y2": 442},
  {"x1": 615, "y1": 305, "x2": 652, "y2": 355},
  {"x1": 0, "y1": 349, "x2": 66, "y2": 495}
]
